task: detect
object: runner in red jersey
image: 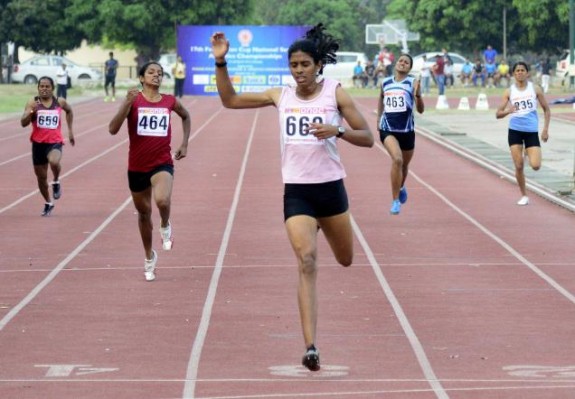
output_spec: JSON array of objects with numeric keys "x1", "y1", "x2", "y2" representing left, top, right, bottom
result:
[
  {"x1": 21, "y1": 76, "x2": 75, "y2": 216},
  {"x1": 109, "y1": 61, "x2": 191, "y2": 282}
]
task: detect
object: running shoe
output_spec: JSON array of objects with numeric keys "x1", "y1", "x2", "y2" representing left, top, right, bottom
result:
[
  {"x1": 104, "y1": 96, "x2": 110, "y2": 102},
  {"x1": 41, "y1": 203, "x2": 55, "y2": 217},
  {"x1": 111, "y1": 97, "x2": 116, "y2": 102},
  {"x1": 159, "y1": 222, "x2": 173, "y2": 250},
  {"x1": 52, "y1": 181, "x2": 62, "y2": 200},
  {"x1": 144, "y1": 250, "x2": 157, "y2": 282},
  {"x1": 517, "y1": 196, "x2": 529, "y2": 206},
  {"x1": 390, "y1": 199, "x2": 401, "y2": 215},
  {"x1": 398, "y1": 186, "x2": 408, "y2": 204},
  {"x1": 302, "y1": 346, "x2": 320, "y2": 371}
]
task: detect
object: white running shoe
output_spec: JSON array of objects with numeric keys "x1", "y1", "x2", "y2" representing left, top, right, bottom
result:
[
  {"x1": 144, "y1": 250, "x2": 157, "y2": 281},
  {"x1": 160, "y1": 222, "x2": 173, "y2": 250},
  {"x1": 517, "y1": 196, "x2": 529, "y2": 206}
]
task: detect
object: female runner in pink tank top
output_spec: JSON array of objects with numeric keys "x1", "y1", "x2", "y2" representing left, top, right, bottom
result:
[{"x1": 211, "y1": 24, "x2": 374, "y2": 371}]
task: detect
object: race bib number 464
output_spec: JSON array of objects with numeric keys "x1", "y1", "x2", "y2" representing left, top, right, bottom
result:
[{"x1": 137, "y1": 108, "x2": 170, "y2": 137}]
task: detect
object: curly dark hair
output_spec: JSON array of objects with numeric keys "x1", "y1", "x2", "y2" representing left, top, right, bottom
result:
[{"x1": 288, "y1": 23, "x2": 340, "y2": 75}]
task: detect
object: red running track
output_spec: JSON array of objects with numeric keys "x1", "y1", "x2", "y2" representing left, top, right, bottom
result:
[{"x1": 0, "y1": 96, "x2": 574, "y2": 399}]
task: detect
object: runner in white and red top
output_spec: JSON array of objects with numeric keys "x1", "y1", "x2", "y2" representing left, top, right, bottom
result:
[
  {"x1": 21, "y1": 76, "x2": 75, "y2": 216},
  {"x1": 211, "y1": 24, "x2": 374, "y2": 372},
  {"x1": 109, "y1": 61, "x2": 191, "y2": 282}
]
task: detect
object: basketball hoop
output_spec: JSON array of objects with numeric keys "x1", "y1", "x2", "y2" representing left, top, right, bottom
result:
[{"x1": 378, "y1": 34, "x2": 385, "y2": 48}]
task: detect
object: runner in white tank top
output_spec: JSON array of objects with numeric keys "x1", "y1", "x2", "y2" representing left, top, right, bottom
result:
[
  {"x1": 211, "y1": 25, "x2": 374, "y2": 371},
  {"x1": 496, "y1": 61, "x2": 550, "y2": 206},
  {"x1": 278, "y1": 78, "x2": 346, "y2": 183}
]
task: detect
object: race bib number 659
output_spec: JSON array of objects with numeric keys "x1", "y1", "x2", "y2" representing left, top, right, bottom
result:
[
  {"x1": 36, "y1": 110, "x2": 60, "y2": 129},
  {"x1": 137, "y1": 107, "x2": 170, "y2": 136}
]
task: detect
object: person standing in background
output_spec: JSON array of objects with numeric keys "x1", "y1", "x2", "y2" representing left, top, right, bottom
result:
[
  {"x1": 432, "y1": 54, "x2": 445, "y2": 95},
  {"x1": 104, "y1": 52, "x2": 119, "y2": 102},
  {"x1": 172, "y1": 55, "x2": 186, "y2": 98},
  {"x1": 483, "y1": 44, "x2": 498, "y2": 64},
  {"x1": 56, "y1": 63, "x2": 69, "y2": 99},
  {"x1": 420, "y1": 55, "x2": 431, "y2": 95},
  {"x1": 540, "y1": 57, "x2": 551, "y2": 93}
]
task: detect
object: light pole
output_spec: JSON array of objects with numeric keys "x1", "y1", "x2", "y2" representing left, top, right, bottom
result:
[{"x1": 503, "y1": 7, "x2": 507, "y2": 61}]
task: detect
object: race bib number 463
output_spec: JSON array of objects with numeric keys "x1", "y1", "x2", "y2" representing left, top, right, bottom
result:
[
  {"x1": 384, "y1": 91, "x2": 407, "y2": 113},
  {"x1": 137, "y1": 108, "x2": 170, "y2": 136}
]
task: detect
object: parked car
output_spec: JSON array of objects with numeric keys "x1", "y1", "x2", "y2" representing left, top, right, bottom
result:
[
  {"x1": 158, "y1": 53, "x2": 177, "y2": 79},
  {"x1": 411, "y1": 51, "x2": 468, "y2": 78},
  {"x1": 556, "y1": 49, "x2": 574, "y2": 78},
  {"x1": 11, "y1": 55, "x2": 102, "y2": 85},
  {"x1": 322, "y1": 51, "x2": 369, "y2": 87}
]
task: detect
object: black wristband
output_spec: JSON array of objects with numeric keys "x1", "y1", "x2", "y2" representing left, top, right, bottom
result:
[{"x1": 215, "y1": 61, "x2": 227, "y2": 68}]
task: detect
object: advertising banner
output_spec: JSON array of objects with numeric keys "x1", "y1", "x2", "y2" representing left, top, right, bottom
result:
[{"x1": 177, "y1": 25, "x2": 309, "y2": 96}]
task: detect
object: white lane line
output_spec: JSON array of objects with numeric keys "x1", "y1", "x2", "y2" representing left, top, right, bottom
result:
[
  {"x1": 411, "y1": 170, "x2": 575, "y2": 305},
  {"x1": 0, "y1": 139, "x2": 128, "y2": 214},
  {"x1": 415, "y1": 125, "x2": 575, "y2": 213},
  {"x1": 182, "y1": 110, "x2": 259, "y2": 399},
  {"x1": 0, "y1": 103, "x2": 106, "y2": 143},
  {"x1": 0, "y1": 98, "x2": 215, "y2": 215},
  {"x1": 0, "y1": 196, "x2": 133, "y2": 331},
  {"x1": 365, "y1": 103, "x2": 575, "y2": 304},
  {"x1": 0, "y1": 102, "x2": 223, "y2": 332},
  {"x1": 351, "y1": 215, "x2": 449, "y2": 399},
  {"x1": 0, "y1": 121, "x2": 111, "y2": 166}
]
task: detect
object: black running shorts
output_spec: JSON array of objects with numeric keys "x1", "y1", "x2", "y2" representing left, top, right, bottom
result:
[
  {"x1": 283, "y1": 179, "x2": 349, "y2": 221},
  {"x1": 128, "y1": 164, "x2": 174, "y2": 192},
  {"x1": 32, "y1": 142, "x2": 63, "y2": 165},
  {"x1": 379, "y1": 130, "x2": 415, "y2": 151},
  {"x1": 508, "y1": 128, "x2": 540, "y2": 148}
]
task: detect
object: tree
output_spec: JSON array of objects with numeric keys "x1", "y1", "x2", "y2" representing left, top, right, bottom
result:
[
  {"x1": 68, "y1": 0, "x2": 254, "y2": 69},
  {"x1": 0, "y1": 0, "x2": 86, "y2": 61},
  {"x1": 385, "y1": 0, "x2": 569, "y2": 58}
]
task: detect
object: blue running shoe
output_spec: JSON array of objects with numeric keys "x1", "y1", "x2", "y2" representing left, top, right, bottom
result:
[
  {"x1": 399, "y1": 187, "x2": 408, "y2": 204},
  {"x1": 390, "y1": 199, "x2": 401, "y2": 215}
]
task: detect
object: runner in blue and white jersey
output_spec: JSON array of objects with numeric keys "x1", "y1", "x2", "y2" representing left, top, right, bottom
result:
[
  {"x1": 377, "y1": 53, "x2": 424, "y2": 215},
  {"x1": 496, "y1": 61, "x2": 550, "y2": 206}
]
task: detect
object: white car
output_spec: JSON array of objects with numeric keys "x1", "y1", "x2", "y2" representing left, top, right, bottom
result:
[
  {"x1": 556, "y1": 49, "x2": 574, "y2": 78},
  {"x1": 322, "y1": 51, "x2": 369, "y2": 87},
  {"x1": 11, "y1": 55, "x2": 102, "y2": 85},
  {"x1": 411, "y1": 51, "x2": 468, "y2": 77}
]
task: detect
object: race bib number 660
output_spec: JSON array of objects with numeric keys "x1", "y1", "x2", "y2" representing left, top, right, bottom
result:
[{"x1": 137, "y1": 107, "x2": 170, "y2": 136}]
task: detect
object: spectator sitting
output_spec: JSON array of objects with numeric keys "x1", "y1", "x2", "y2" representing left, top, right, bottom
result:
[
  {"x1": 471, "y1": 59, "x2": 486, "y2": 87},
  {"x1": 460, "y1": 59, "x2": 473, "y2": 86},
  {"x1": 484, "y1": 60, "x2": 497, "y2": 88},
  {"x1": 364, "y1": 60, "x2": 377, "y2": 88},
  {"x1": 352, "y1": 60, "x2": 365, "y2": 88},
  {"x1": 495, "y1": 59, "x2": 511, "y2": 87}
]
